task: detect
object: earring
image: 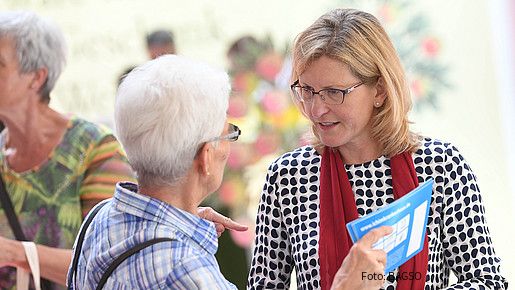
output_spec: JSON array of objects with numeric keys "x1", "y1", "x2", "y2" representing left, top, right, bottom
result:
[{"x1": 375, "y1": 102, "x2": 381, "y2": 107}]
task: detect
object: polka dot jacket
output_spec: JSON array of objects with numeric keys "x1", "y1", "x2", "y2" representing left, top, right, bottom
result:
[{"x1": 248, "y1": 138, "x2": 508, "y2": 290}]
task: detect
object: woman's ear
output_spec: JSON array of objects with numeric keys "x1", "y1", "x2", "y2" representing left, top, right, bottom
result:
[
  {"x1": 373, "y1": 76, "x2": 387, "y2": 107},
  {"x1": 29, "y1": 67, "x2": 48, "y2": 93},
  {"x1": 196, "y1": 143, "x2": 212, "y2": 177}
]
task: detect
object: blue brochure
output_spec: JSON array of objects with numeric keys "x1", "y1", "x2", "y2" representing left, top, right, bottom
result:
[{"x1": 346, "y1": 179, "x2": 433, "y2": 273}]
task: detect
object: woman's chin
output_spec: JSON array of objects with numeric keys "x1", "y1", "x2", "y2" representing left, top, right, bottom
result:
[{"x1": 318, "y1": 136, "x2": 346, "y2": 149}]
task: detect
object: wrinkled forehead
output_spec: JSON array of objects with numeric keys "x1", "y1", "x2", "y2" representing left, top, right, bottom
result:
[
  {"x1": 295, "y1": 54, "x2": 351, "y2": 77},
  {"x1": 0, "y1": 36, "x2": 18, "y2": 63}
]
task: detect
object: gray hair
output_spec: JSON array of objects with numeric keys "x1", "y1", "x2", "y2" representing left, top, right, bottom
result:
[
  {"x1": 0, "y1": 11, "x2": 67, "y2": 102},
  {"x1": 115, "y1": 55, "x2": 230, "y2": 186},
  {"x1": 146, "y1": 29, "x2": 174, "y2": 47}
]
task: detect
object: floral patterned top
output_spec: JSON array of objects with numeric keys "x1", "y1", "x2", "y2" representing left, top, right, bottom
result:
[{"x1": 0, "y1": 116, "x2": 135, "y2": 289}]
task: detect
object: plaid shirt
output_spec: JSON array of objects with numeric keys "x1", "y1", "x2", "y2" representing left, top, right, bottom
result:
[{"x1": 68, "y1": 182, "x2": 236, "y2": 290}]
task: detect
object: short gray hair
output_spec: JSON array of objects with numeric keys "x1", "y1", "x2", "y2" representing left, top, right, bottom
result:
[
  {"x1": 115, "y1": 55, "x2": 230, "y2": 186},
  {"x1": 0, "y1": 11, "x2": 67, "y2": 102}
]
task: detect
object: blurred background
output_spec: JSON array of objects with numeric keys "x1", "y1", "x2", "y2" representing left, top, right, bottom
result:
[{"x1": 1, "y1": 0, "x2": 513, "y2": 288}]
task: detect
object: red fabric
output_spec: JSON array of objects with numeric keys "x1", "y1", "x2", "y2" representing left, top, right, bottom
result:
[{"x1": 319, "y1": 148, "x2": 428, "y2": 290}]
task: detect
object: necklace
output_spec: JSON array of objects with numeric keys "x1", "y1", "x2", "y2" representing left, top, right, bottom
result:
[{"x1": 0, "y1": 129, "x2": 15, "y2": 157}]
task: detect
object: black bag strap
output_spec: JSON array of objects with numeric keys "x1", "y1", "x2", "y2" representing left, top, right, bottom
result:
[
  {"x1": 69, "y1": 199, "x2": 110, "y2": 290},
  {"x1": 67, "y1": 199, "x2": 174, "y2": 290},
  {"x1": 0, "y1": 174, "x2": 53, "y2": 290},
  {"x1": 0, "y1": 175, "x2": 26, "y2": 241},
  {"x1": 95, "y1": 237, "x2": 174, "y2": 290}
]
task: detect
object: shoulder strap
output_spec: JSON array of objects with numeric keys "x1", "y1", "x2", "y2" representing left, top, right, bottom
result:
[
  {"x1": 0, "y1": 175, "x2": 26, "y2": 241},
  {"x1": 68, "y1": 200, "x2": 174, "y2": 290},
  {"x1": 95, "y1": 237, "x2": 174, "y2": 290},
  {"x1": 69, "y1": 199, "x2": 110, "y2": 290},
  {"x1": 0, "y1": 175, "x2": 53, "y2": 290}
]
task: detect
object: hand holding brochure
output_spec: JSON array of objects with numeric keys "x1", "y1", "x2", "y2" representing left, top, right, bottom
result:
[{"x1": 346, "y1": 179, "x2": 433, "y2": 273}]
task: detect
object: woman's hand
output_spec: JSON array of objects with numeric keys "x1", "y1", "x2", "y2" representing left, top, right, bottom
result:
[
  {"x1": 197, "y1": 207, "x2": 249, "y2": 237},
  {"x1": 331, "y1": 226, "x2": 393, "y2": 290},
  {"x1": 0, "y1": 236, "x2": 25, "y2": 268}
]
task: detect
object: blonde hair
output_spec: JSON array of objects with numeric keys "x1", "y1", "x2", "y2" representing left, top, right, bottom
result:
[{"x1": 292, "y1": 8, "x2": 420, "y2": 156}]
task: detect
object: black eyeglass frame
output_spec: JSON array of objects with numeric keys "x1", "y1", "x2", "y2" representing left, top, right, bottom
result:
[
  {"x1": 208, "y1": 123, "x2": 241, "y2": 142},
  {"x1": 290, "y1": 80, "x2": 364, "y2": 105}
]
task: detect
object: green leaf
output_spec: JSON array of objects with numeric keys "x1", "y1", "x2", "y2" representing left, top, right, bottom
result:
[{"x1": 57, "y1": 202, "x2": 82, "y2": 230}]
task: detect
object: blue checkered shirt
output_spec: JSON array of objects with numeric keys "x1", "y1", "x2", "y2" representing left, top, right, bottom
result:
[{"x1": 67, "y1": 182, "x2": 236, "y2": 289}]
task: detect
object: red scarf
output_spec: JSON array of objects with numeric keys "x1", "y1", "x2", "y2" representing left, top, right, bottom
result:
[{"x1": 318, "y1": 147, "x2": 428, "y2": 290}]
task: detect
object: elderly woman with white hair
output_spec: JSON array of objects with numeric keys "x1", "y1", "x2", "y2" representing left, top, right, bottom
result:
[{"x1": 68, "y1": 55, "x2": 241, "y2": 289}]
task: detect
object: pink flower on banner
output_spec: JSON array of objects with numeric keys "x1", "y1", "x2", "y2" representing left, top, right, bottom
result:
[
  {"x1": 260, "y1": 90, "x2": 289, "y2": 115},
  {"x1": 256, "y1": 52, "x2": 283, "y2": 81},
  {"x1": 232, "y1": 72, "x2": 256, "y2": 93},
  {"x1": 410, "y1": 78, "x2": 427, "y2": 100},
  {"x1": 228, "y1": 94, "x2": 249, "y2": 118},
  {"x1": 253, "y1": 131, "x2": 280, "y2": 156},
  {"x1": 422, "y1": 37, "x2": 440, "y2": 57},
  {"x1": 378, "y1": 4, "x2": 396, "y2": 23},
  {"x1": 226, "y1": 143, "x2": 252, "y2": 170},
  {"x1": 229, "y1": 217, "x2": 256, "y2": 248}
]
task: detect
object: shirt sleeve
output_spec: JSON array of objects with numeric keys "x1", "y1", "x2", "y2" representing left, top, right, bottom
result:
[
  {"x1": 441, "y1": 145, "x2": 508, "y2": 289},
  {"x1": 248, "y1": 162, "x2": 294, "y2": 289},
  {"x1": 79, "y1": 135, "x2": 135, "y2": 213},
  {"x1": 166, "y1": 255, "x2": 236, "y2": 290}
]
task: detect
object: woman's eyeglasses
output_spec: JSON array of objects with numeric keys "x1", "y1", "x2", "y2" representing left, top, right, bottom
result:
[
  {"x1": 209, "y1": 123, "x2": 241, "y2": 142},
  {"x1": 290, "y1": 80, "x2": 363, "y2": 105}
]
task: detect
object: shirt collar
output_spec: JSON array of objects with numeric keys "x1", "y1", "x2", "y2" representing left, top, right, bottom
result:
[{"x1": 113, "y1": 182, "x2": 218, "y2": 254}]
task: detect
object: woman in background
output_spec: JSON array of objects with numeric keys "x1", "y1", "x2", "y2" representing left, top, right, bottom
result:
[{"x1": 0, "y1": 11, "x2": 135, "y2": 289}]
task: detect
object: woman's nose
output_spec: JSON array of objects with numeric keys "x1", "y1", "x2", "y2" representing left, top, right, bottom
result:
[{"x1": 309, "y1": 94, "x2": 330, "y2": 119}]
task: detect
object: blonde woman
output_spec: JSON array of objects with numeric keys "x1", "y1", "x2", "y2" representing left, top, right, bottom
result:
[{"x1": 248, "y1": 8, "x2": 507, "y2": 290}]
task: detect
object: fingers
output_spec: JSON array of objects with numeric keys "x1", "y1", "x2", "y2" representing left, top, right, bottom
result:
[
  {"x1": 348, "y1": 244, "x2": 387, "y2": 270},
  {"x1": 215, "y1": 223, "x2": 225, "y2": 237},
  {"x1": 358, "y1": 226, "x2": 393, "y2": 248},
  {"x1": 369, "y1": 249, "x2": 387, "y2": 269},
  {"x1": 348, "y1": 226, "x2": 390, "y2": 278},
  {"x1": 332, "y1": 243, "x2": 387, "y2": 290},
  {"x1": 221, "y1": 217, "x2": 249, "y2": 231},
  {"x1": 197, "y1": 207, "x2": 249, "y2": 232}
]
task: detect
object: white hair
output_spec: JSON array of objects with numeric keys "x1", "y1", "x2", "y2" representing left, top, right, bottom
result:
[
  {"x1": 0, "y1": 11, "x2": 67, "y2": 101},
  {"x1": 115, "y1": 55, "x2": 230, "y2": 186}
]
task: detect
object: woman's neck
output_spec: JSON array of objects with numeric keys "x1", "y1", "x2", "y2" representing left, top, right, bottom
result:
[
  {"x1": 138, "y1": 174, "x2": 206, "y2": 216},
  {"x1": 0, "y1": 101, "x2": 69, "y2": 172}
]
